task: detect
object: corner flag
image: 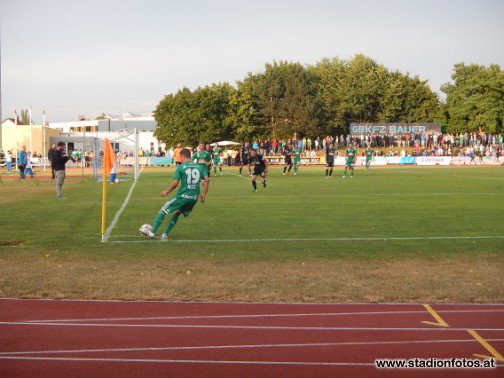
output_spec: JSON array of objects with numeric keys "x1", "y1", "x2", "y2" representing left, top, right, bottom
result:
[{"x1": 101, "y1": 139, "x2": 116, "y2": 242}]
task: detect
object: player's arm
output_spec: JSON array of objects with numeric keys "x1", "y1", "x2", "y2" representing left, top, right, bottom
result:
[
  {"x1": 161, "y1": 180, "x2": 179, "y2": 197},
  {"x1": 200, "y1": 176, "x2": 210, "y2": 203}
]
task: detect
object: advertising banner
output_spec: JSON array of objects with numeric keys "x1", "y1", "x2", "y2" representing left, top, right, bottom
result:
[
  {"x1": 416, "y1": 156, "x2": 452, "y2": 165},
  {"x1": 350, "y1": 123, "x2": 441, "y2": 135}
]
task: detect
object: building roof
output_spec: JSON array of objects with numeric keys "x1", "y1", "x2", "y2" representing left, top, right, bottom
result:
[{"x1": 2, "y1": 118, "x2": 27, "y2": 126}]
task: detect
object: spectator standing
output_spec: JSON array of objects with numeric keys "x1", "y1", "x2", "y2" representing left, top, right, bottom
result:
[
  {"x1": 48, "y1": 144, "x2": 57, "y2": 179},
  {"x1": 24, "y1": 152, "x2": 34, "y2": 178},
  {"x1": 173, "y1": 143, "x2": 183, "y2": 166},
  {"x1": 53, "y1": 142, "x2": 76, "y2": 199},
  {"x1": 17, "y1": 146, "x2": 27, "y2": 180},
  {"x1": 5, "y1": 150, "x2": 12, "y2": 173}
]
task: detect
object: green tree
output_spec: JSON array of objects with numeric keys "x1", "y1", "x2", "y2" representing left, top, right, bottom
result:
[
  {"x1": 441, "y1": 63, "x2": 504, "y2": 133},
  {"x1": 20, "y1": 109, "x2": 29, "y2": 124}
]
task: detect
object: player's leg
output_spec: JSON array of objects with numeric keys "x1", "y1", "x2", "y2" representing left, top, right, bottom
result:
[
  {"x1": 251, "y1": 174, "x2": 258, "y2": 191},
  {"x1": 161, "y1": 210, "x2": 181, "y2": 238},
  {"x1": 287, "y1": 162, "x2": 293, "y2": 173},
  {"x1": 260, "y1": 172, "x2": 266, "y2": 188},
  {"x1": 283, "y1": 164, "x2": 287, "y2": 174},
  {"x1": 239, "y1": 164, "x2": 243, "y2": 176},
  {"x1": 219, "y1": 163, "x2": 223, "y2": 175},
  {"x1": 343, "y1": 164, "x2": 348, "y2": 178},
  {"x1": 325, "y1": 165, "x2": 329, "y2": 177},
  {"x1": 293, "y1": 162, "x2": 299, "y2": 175},
  {"x1": 350, "y1": 165, "x2": 354, "y2": 177},
  {"x1": 329, "y1": 163, "x2": 333, "y2": 176},
  {"x1": 213, "y1": 163, "x2": 217, "y2": 175}
]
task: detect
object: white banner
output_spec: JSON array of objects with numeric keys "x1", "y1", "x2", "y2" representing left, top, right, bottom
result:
[{"x1": 416, "y1": 156, "x2": 452, "y2": 165}]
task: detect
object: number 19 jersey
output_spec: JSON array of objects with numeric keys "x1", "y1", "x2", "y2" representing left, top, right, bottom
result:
[{"x1": 173, "y1": 161, "x2": 208, "y2": 200}]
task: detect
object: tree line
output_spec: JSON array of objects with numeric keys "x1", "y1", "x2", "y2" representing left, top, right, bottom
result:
[{"x1": 154, "y1": 54, "x2": 504, "y2": 146}]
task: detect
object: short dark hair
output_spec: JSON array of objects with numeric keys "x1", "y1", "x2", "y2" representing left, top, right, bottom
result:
[
  {"x1": 250, "y1": 148, "x2": 257, "y2": 152},
  {"x1": 180, "y1": 148, "x2": 191, "y2": 159},
  {"x1": 57, "y1": 142, "x2": 65, "y2": 147}
]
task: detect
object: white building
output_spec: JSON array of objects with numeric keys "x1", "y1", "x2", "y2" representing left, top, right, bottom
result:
[{"x1": 48, "y1": 113, "x2": 165, "y2": 153}]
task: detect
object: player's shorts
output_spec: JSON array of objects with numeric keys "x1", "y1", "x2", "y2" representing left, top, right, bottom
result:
[
  {"x1": 345, "y1": 160, "x2": 355, "y2": 168},
  {"x1": 326, "y1": 160, "x2": 334, "y2": 167},
  {"x1": 252, "y1": 168, "x2": 265, "y2": 177},
  {"x1": 293, "y1": 158, "x2": 301, "y2": 165},
  {"x1": 240, "y1": 157, "x2": 249, "y2": 166},
  {"x1": 160, "y1": 196, "x2": 198, "y2": 217},
  {"x1": 212, "y1": 160, "x2": 221, "y2": 166},
  {"x1": 284, "y1": 157, "x2": 292, "y2": 165}
]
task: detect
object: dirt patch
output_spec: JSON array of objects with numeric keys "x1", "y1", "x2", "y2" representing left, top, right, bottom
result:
[
  {"x1": 0, "y1": 257, "x2": 502, "y2": 303},
  {"x1": 0, "y1": 241, "x2": 25, "y2": 246}
]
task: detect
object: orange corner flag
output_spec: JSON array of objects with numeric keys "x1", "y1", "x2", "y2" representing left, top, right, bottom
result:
[{"x1": 103, "y1": 139, "x2": 116, "y2": 178}]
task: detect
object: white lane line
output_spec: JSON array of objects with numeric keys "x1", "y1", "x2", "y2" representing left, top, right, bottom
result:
[
  {"x1": 103, "y1": 166, "x2": 144, "y2": 242},
  {"x1": 107, "y1": 235, "x2": 504, "y2": 244},
  {"x1": 24, "y1": 309, "x2": 504, "y2": 324},
  {"x1": 0, "y1": 355, "x2": 375, "y2": 366},
  {"x1": 1, "y1": 339, "x2": 502, "y2": 356},
  {"x1": 0, "y1": 321, "x2": 502, "y2": 332}
]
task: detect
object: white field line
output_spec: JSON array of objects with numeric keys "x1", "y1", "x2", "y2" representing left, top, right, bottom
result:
[
  {"x1": 1, "y1": 297, "x2": 503, "y2": 307},
  {"x1": 224, "y1": 172, "x2": 252, "y2": 180},
  {"x1": 0, "y1": 355, "x2": 375, "y2": 366},
  {"x1": 107, "y1": 235, "x2": 504, "y2": 244},
  {"x1": 103, "y1": 166, "x2": 144, "y2": 242},
  {"x1": 24, "y1": 309, "x2": 504, "y2": 324},
  {"x1": 121, "y1": 192, "x2": 504, "y2": 201},
  {"x1": 1, "y1": 338, "x2": 502, "y2": 356},
  {"x1": 0, "y1": 321, "x2": 502, "y2": 332}
]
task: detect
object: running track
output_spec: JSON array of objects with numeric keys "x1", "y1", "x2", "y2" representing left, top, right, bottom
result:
[{"x1": 0, "y1": 299, "x2": 502, "y2": 377}]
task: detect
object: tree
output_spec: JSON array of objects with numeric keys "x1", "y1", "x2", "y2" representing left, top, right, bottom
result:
[
  {"x1": 441, "y1": 63, "x2": 504, "y2": 133},
  {"x1": 95, "y1": 112, "x2": 107, "y2": 120},
  {"x1": 20, "y1": 109, "x2": 30, "y2": 125}
]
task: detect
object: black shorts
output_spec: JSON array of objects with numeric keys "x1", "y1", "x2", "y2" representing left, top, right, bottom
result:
[
  {"x1": 326, "y1": 160, "x2": 334, "y2": 167},
  {"x1": 284, "y1": 157, "x2": 292, "y2": 165},
  {"x1": 252, "y1": 168, "x2": 265, "y2": 176},
  {"x1": 241, "y1": 157, "x2": 249, "y2": 166}
]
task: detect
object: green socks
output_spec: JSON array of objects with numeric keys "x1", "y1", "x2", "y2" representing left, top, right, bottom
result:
[
  {"x1": 152, "y1": 212, "x2": 166, "y2": 233},
  {"x1": 294, "y1": 166, "x2": 298, "y2": 173},
  {"x1": 343, "y1": 170, "x2": 347, "y2": 176},
  {"x1": 162, "y1": 214, "x2": 179, "y2": 235}
]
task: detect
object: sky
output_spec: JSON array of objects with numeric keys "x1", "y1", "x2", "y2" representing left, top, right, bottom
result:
[{"x1": 1, "y1": 0, "x2": 503, "y2": 123}]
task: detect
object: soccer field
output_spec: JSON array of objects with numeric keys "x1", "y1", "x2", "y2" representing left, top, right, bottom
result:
[{"x1": 0, "y1": 166, "x2": 503, "y2": 302}]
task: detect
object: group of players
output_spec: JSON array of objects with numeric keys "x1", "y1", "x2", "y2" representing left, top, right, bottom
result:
[{"x1": 140, "y1": 141, "x2": 375, "y2": 240}]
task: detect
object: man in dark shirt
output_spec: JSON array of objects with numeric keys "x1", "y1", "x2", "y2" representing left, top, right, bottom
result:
[
  {"x1": 247, "y1": 149, "x2": 268, "y2": 192},
  {"x1": 325, "y1": 143, "x2": 336, "y2": 178},
  {"x1": 53, "y1": 142, "x2": 75, "y2": 199},
  {"x1": 282, "y1": 144, "x2": 293, "y2": 175},
  {"x1": 239, "y1": 142, "x2": 251, "y2": 176},
  {"x1": 48, "y1": 144, "x2": 57, "y2": 179}
]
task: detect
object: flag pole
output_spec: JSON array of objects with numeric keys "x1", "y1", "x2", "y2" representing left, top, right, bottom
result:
[{"x1": 101, "y1": 140, "x2": 108, "y2": 242}]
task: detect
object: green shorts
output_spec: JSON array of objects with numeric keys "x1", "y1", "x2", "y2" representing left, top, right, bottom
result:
[
  {"x1": 346, "y1": 160, "x2": 355, "y2": 168},
  {"x1": 212, "y1": 160, "x2": 221, "y2": 166},
  {"x1": 293, "y1": 159, "x2": 301, "y2": 165},
  {"x1": 161, "y1": 196, "x2": 198, "y2": 217}
]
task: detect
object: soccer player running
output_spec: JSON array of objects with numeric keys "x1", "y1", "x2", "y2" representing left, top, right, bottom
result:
[
  {"x1": 238, "y1": 142, "x2": 251, "y2": 176},
  {"x1": 192, "y1": 142, "x2": 212, "y2": 176},
  {"x1": 140, "y1": 148, "x2": 210, "y2": 240},
  {"x1": 364, "y1": 143, "x2": 374, "y2": 170},
  {"x1": 292, "y1": 144, "x2": 302, "y2": 175},
  {"x1": 325, "y1": 143, "x2": 335, "y2": 178},
  {"x1": 212, "y1": 143, "x2": 223, "y2": 176},
  {"x1": 343, "y1": 143, "x2": 358, "y2": 178},
  {"x1": 248, "y1": 149, "x2": 268, "y2": 192},
  {"x1": 282, "y1": 144, "x2": 293, "y2": 175}
]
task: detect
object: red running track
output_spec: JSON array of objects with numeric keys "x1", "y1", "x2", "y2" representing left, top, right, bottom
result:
[{"x1": 0, "y1": 299, "x2": 502, "y2": 377}]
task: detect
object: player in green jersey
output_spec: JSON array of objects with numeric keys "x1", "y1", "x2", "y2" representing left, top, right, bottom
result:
[
  {"x1": 343, "y1": 143, "x2": 358, "y2": 178},
  {"x1": 212, "y1": 143, "x2": 223, "y2": 176},
  {"x1": 192, "y1": 142, "x2": 212, "y2": 175},
  {"x1": 364, "y1": 143, "x2": 374, "y2": 170},
  {"x1": 292, "y1": 146, "x2": 302, "y2": 175},
  {"x1": 140, "y1": 148, "x2": 210, "y2": 240}
]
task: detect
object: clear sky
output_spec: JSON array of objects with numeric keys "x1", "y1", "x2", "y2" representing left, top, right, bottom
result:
[{"x1": 1, "y1": 0, "x2": 503, "y2": 122}]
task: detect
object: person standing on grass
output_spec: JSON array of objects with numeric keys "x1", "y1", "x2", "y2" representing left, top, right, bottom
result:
[
  {"x1": 364, "y1": 143, "x2": 374, "y2": 170},
  {"x1": 248, "y1": 149, "x2": 268, "y2": 192},
  {"x1": 48, "y1": 144, "x2": 57, "y2": 179},
  {"x1": 212, "y1": 143, "x2": 223, "y2": 176},
  {"x1": 292, "y1": 144, "x2": 302, "y2": 175},
  {"x1": 238, "y1": 142, "x2": 251, "y2": 176},
  {"x1": 141, "y1": 148, "x2": 210, "y2": 240},
  {"x1": 342, "y1": 143, "x2": 357, "y2": 178},
  {"x1": 325, "y1": 143, "x2": 335, "y2": 178},
  {"x1": 192, "y1": 142, "x2": 212, "y2": 176},
  {"x1": 24, "y1": 152, "x2": 34, "y2": 178},
  {"x1": 282, "y1": 144, "x2": 293, "y2": 175},
  {"x1": 53, "y1": 142, "x2": 76, "y2": 199},
  {"x1": 17, "y1": 146, "x2": 27, "y2": 180},
  {"x1": 173, "y1": 143, "x2": 183, "y2": 166},
  {"x1": 5, "y1": 150, "x2": 13, "y2": 173}
]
